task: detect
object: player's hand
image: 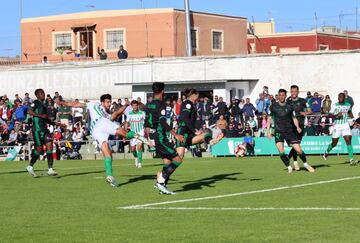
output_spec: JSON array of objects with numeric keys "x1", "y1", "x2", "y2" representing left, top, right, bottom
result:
[
  {"x1": 174, "y1": 134, "x2": 185, "y2": 143},
  {"x1": 195, "y1": 130, "x2": 203, "y2": 136},
  {"x1": 297, "y1": 127, "x2": 302, "y2": 134},
  {"x1": 266, "y1": 132, "x2": 272, "y2": 140}
]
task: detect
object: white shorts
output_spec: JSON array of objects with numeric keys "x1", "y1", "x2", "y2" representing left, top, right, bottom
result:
[
  {"x1": 332, "y1": 124, "x2": 351, "y2": 138},
  {"x1": 91, "y1": 118, "x2": 119, "y2": 146},
  {"x1": 130, "y1": 138, "x2": 142, "y2": 147}
]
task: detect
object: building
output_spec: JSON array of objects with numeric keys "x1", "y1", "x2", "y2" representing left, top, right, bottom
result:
[
  {"x1": 21, "y1": 8, "x2": 248, "y2": 64},
  {"x1": 248, "y1": 22, "x2": 360, "y2": 54},
  {"x1": 0, "y1": 57, "x2": 20, "y2": 66}
]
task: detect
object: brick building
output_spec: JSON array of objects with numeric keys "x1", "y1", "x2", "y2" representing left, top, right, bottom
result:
[{"x1": 21, "y1": 8, "x2": 248, "y2": 64}]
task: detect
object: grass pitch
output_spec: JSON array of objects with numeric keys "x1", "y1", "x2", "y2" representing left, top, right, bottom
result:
[{"x1": 0, "y1": 155, "x2": 359, "y2": 242}]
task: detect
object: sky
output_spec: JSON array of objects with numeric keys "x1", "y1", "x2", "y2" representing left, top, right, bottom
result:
[{"x1": 1, "y1": 0, "x2": 360, "y2": 57}]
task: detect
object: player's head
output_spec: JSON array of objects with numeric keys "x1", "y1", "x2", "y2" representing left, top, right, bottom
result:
[
  {"x1": 278, "y1": 89, "x2": 287, "y2": 103},
  {"x1": 184, "y1": 88, "x2": 199, "y2": 103},
  {"x1": 338, "y1": 92, "x2": 345, "y2": 103},
  {"x1": 100, "y1": 94, "x2": 112, "y2": 110},
  {"x1": 131, "y1": 100, "x2": 138, "y2": 112},
  {"x1": 152, "y1": 82, "x2": 165, "y2": 98},
  {"x1": 34, "y1": 89, "x2": 45, "y2": 101},
  {"x1": 290, "y1": 85, "x2": 299, "y2": 99}
]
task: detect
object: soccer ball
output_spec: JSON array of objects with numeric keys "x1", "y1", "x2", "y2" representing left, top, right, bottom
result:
[{"x1": 235, "y1": 144, "x2": 247, "y2": 157}]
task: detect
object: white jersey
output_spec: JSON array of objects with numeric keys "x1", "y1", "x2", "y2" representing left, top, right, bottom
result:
[
  {"x1": 86, "y1": 102, "x2": 111, "y2": 131},
  {"x1": 330, "y1": 102, "x2": 351, "y2": 126}
]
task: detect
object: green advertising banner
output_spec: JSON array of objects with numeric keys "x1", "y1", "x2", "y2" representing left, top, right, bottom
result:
[{"x1": 211, "y1": 136, "x2": 360, "y2": 156}]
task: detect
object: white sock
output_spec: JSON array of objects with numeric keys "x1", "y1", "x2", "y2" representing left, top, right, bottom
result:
[
  {"x1": 287, "y1": 166, "x2": 292, "y2": 170},
  {"x1": 293, "y1": 161, "x2": 298, "y2": 165},
  {"x1": 303, "y1": 162, "x2": 309, "y2": 167}
]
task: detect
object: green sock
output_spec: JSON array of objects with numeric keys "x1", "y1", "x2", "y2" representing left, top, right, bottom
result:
[
  {"x1": 104, "y1": 157, "x2": 113, "y2": 176},
  {"x1": 126, "y1": 131, "x2": 135, "y2": 140},
  {"x1": 133, "y1": 151, "x2": 138, "y2": 158},
  {"x1": 347, "y1": 145, "x2": 354, "y2": 160},
  {"x1": 326, "y1": 144, "x2": 334, "y2": 153},
  {"x1": 137, "y1": 151, "x2": 143, "y2": 163}
]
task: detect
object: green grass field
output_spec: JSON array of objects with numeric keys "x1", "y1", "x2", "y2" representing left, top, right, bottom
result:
[{"x1": 1, "y1": 155, "x2": 359, "y2": 242}]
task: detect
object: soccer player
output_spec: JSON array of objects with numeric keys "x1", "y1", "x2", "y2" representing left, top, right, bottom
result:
[
  {"x1": 144, "y1": 82, "x2": 185, "y2": 195},
  {"x1": 125, "y1": 100, "x2": 146, "y2": 168},
  {"x1": 26, "y1": 89, "x2": 59, "y2": 177},
  {"x1": 286, "y1": 85, "x2": 312, "y2": 171},
  {"x1": 267, "y1": 89, "x2": 315, "y2": 173},
  {"x1": 58, "y1": 94, "x2": 137, "y2": 187},
  {"x1": 176, "y1": 88, "x2": 224, "y2": 159},
  {"x1": 323, "y1": 93, "x2": 357, "y2": 165}
]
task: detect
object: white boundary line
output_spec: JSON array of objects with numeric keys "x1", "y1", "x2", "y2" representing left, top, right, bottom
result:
[
  {"x1": 118, "y1": 176, "x2": 360, "y2": 210},
  {"x1": 121, "y1": 207, "x2": 360, "y2": 211}
]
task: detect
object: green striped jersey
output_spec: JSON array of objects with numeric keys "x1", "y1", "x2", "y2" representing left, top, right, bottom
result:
[
  {"x1": 127, "y1": 110, "x2": 145, "y2": 133},
  {"x1": 330, "y1": 102, "x2": 351, "y2": 125},
  {"x1": 86, "y1": 102, "x2": 111, "y2": 130}
]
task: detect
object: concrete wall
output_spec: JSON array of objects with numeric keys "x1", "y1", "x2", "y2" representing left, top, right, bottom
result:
[{"x1": 0, "y1": 50, "x2": 359, "y2": 113}]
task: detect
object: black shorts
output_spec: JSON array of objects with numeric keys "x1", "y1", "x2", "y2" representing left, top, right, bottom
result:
[
  {"x1": 176, "y1": 127, "x2": 196, "y2": 148},
  {"x1": 154, "y1": 133, "x2": 178, "y2": 160},
  {"x1": 33, "y1": 130, "x2": 52, "y2": 147},
  {"x1": 274, "y1": 130, "x2": 300, "y2": 145},
  {"x1": 293, "y1": 125, "x2": 305, "y2": 141}
]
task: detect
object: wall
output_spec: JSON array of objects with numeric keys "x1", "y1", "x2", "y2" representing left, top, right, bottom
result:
[{"x1": 1, "y1": 51, "x2": 359, "y2": 113}]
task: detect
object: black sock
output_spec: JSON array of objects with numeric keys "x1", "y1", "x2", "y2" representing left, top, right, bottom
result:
[
  {"x1": 298, "y1": 152, "x2": 307, "y2": 163},
  {"x1": 204, "y1": 132, "x2": 212, "y2": 144},
  {"x1": 162, "y1": 161, "x2": 181, "y2": 181},
  {"x1": 280, "y1": 153, "x2": 290, "y2": 167},
  {"x1": 30, "y1": 150, "x2": 39, "y2": 166},
  {"x1": 46, "y1": 151, "x2": 53, "y2": 169},
  {"x1": 288, "y1": 148, "x2": 298, "y2": 161}
]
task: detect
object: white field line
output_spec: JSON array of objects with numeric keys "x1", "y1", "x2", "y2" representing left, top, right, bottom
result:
[
  {"x1": 118, "y1": 176, "x2": 360, "y2": 210},
  {"x1": 121, "y1": 207, "x2": 360, "y2": 211}
]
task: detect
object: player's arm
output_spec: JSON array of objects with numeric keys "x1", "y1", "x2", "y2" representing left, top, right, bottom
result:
[
  {"x1": 27, "y1": 106, "x2": 47, "y2": 119},
  {"x1": 181, "y1": 107, "x2": 196, "y2": 134},
  {"x1": 266, "y1": 115, "x2": 272, "y2": 140},
  {"x1": 160, "y1": 112, "x2": 184, "y2": 143},
  {"x1": 57, "y1": 100, "x2": 86, "y2": 108},
  {"x1": 111, "y1": 104, "x2": 128, "y2": 121},
  {"x1": 292, "y1": 117, "x2": 302, "y2": 134}
]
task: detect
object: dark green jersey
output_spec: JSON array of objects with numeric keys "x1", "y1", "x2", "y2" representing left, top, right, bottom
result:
[
  {"x1": 30, "y1": 100, "x2": 48, "y2": 131},
  {"x1": 178, "y1": 100, "x2": 197, "y2": 133},
  {"x1": 144, "y1": 99, "x2": 172, "y2": 135},
  {"x1": 286, "y1": 97, "x2": 309, "y2": 127},
  {"x1": 270, "y1": 101, "x2": 295, "y2": 133}
]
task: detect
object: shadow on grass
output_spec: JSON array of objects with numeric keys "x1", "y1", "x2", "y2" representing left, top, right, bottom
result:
[
  {"x1": 0, "y1": 169, "x2": 48, "y2": 175},
  {"x1": 57, "y1": 170, "x2": 104, "y2": 178},
  {"x1": 119, "y1": 174, "x2": 157, "y2": 186},
  {"x1": 175, "y1": 172, "x2": 244, "y2": 192}
]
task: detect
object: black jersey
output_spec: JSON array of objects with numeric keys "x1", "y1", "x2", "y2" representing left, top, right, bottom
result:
[
  {"x1": 286, "y1": 97, "x2": 309, "y2": 127},
  {"x1": 29, "y1": 100, "x2": 48, "y2": 131},
  {"x1": 270, "y1": 101, "x2": 295, "y2": 133},
  {"x1": 144, "y1": 98, "x2": 172, "y2": 135},
  {"x1": 178, "y1": 100, "x2": 197, "y2": 133}
]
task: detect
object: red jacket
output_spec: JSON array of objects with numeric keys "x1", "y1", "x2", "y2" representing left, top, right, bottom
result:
[{"x1": 0, "y1": 106, "x2": 12, "y2": 121}]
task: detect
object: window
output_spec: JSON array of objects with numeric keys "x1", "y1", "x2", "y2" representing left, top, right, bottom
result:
[
  {"x1": 319, "y1": 44, "x2": 329, "y2": 51},
  {"x1": 54, "y1": 33, "x2": 72, "y2": 51},
  {"x1": 106, "y1": 30, "x2": 124, "y2": 50},
  {"x1": 212, "y1": 30, "x2": 223, "y2": 51},
  {"x1": 191, "y1": 28, "x2": 199, "y2": 50}
]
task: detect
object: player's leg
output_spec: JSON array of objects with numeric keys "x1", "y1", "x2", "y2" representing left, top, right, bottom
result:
[
  {"x1": 26, "y1": 131, "x2": 44, "y2": 177},
  {"x1": 130, "y1": 139, "x2": 138, "y2": 167},
  {"x1": 100, "y1": 141, "x2": 119, "y2": 187},
  {"x1": 136, "y1": 142, "x2": 144, "y2": 168},
  {"x1": 115, "y1": 127, "x2": 136, "y2": 140},
  {"x1": 291, "y1": 143, "x2": 315, "y2": 172},
  {"x1": 344, "y1": 135, "x2": 356, "y2": 165},
  {"x1": 324, "y1": 126, "x2": 341, "y2": 160},
  {"x1": 45, "y1": 132, "x2": 58, "y2": 176},
  {"x1": 275, "y1": 142, "x2": 292, "y2": 173}
]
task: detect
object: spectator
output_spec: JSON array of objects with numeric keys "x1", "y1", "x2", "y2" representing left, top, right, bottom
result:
[
  {"x1": 243, "y1": 131, "x2": 255, "y2": 156},
  {"x1": 197, "y1": 97, "x2": 212, "y2": 121},
  {"x1": 213, "y1": 95, "x2": 219, "y2": 106},
  {"x1": 255, "y1": 93, "x2": 266, "y2": 116},
  {"x1": 247, "y1": 116, "x2": 258, "y2": 133},
  {"x1": 304, "y1": 122, "x2": 316, "y2": 136},
  {"x1": 264, "y1": 94, "x2": 271, "y2": 114},
  {"x1": 344, "y1": 90, "x2": 354, "y2": 110},
  {"x1": 80, "y1": 40, "x2": 88, "y2": 57},
  {"x1": 217, "y1": 97, "x2": 228, "y2": 119},
  {"x1": 165, "y1": 99, "x2": 173, "y2": 125},
  {"x1": 72, "y1": 99, "x2": 83, "y2": 124},
  {"x1": 225, "y1": 123, "x2": 238, "y2": 138},
  {"x1": 3, "y1": 129, "x2": 17, "y2": 146},
  {"x1": 47, "y1": 98, "x2": 57, "y2": 121},
  {"x1": 321, "y1": 95, "x2": 332, "y2": 114},
  {"x1": 137, "y1": 97, "x2": 145, "y2": 111},
  {"x1": 0, "y1": 99, "x2": 11, "y2": 123},
  {"x1": 242, "y1": 98, "x2": 256, "y2": 123},
  {"x1": 309, "y1": 92, "x2": 324, "y2": 113},
  {"x1": 53, "y1": 92, "x2": 63, "y2": 101},
  {"x1": 229, "y1": 97, "x2": 241, "y2": 123},
  {"x1": 23, "y1": 93, "x2": 33, "y2": 106},
  {"x1": 72, "y1": 125, "x2": 84, "y2": 151},
  {"x1": 42, "y1": 56, "x2": 48, "y2": 64},
  {"x1": 228, "y1": 116, "x2": 239, "y2": 128},
  {"x1": 173, "y1": 98, "x2": 182, "y2": 118},
  {"x1": 97, "y1": 47, "x2": 108, "y2": 60},
  {"x1": 259, "y1": 113, "x2": 268, "y2": 137},
  {"x1": 117, "y1": 45, "x2": 128, "y2": 59},
  {"x1": 305, "y1": 91, "x2": 312, "y2": 104},
  {"x1": 351, "y1": 123, "x2": 360, "y2": 136},
  {"x1": 244, "y1": 123, "x2": 253, "y2": 137},
  {"x1": 236, "y1": 123, "x2": 245, "y2": 137},
  {"x1": 58, "y1": 104, "x2": 72, "y2": 127},
  {"x1": 14, "y1": 94, "x2": 22, "y2": 103},
  {"x1": 316, "y1": 121, "x2": 330, "y2": 136}
]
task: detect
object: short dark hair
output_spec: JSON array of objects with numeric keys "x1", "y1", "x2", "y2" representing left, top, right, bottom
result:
[
  {"x1": 100, "y1": 94, "x2": 112, "y2": 102},
  {"x1": 34, "y1": 89, "x2": 44, "y2": 96},
  {"x1": 131, "y1": 100, "x2": 138, "y2": 105},
  {"x1": 338, "y1": 92, "x2": 345, "y2": 98},
  {"x1": 278, "y1": 89, "x2": 287, "y2": 95},
  {"x1": 152, "y1": 82, "x2": 165, "y2": 94},
  {"x1": 290, "y1": 85, "x2": 299, "y2": 90},
  {"x1": 184, "y1": 88, "x2": 199, "y2": 98}
]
